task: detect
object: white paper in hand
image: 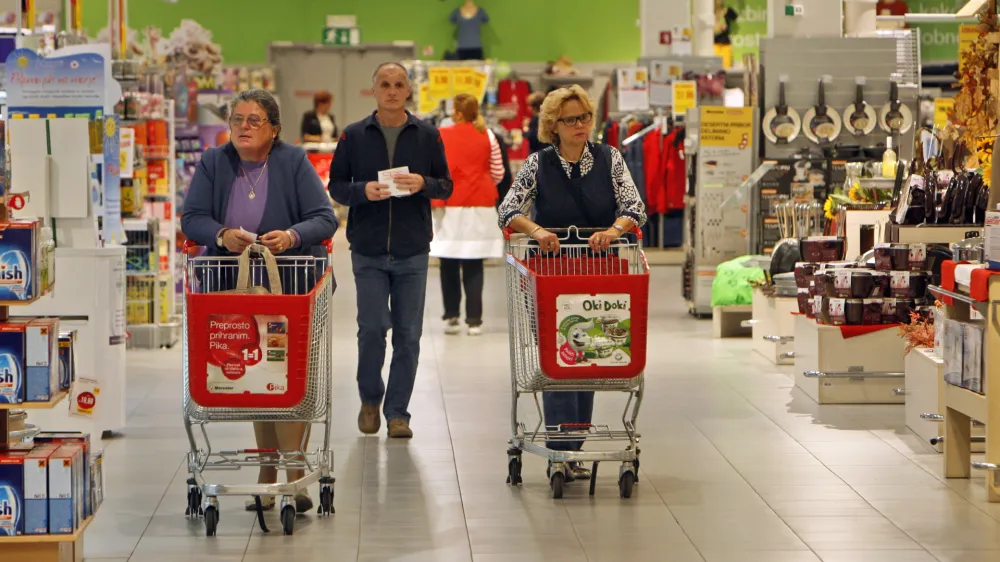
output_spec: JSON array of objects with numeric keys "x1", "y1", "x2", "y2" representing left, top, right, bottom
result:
[{"x1": 378, "y1": 166, "x2": 412, "y2": 197}]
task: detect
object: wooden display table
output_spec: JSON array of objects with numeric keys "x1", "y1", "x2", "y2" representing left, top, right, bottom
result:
[
  {"x1": 713, "y1": 305, "x2": 752, "y2": 338},
  {"x1": 793, "y1": 315, "x2": 907, "y2": 404},
  {"x1": 931, "y1": 264, "x2": 1000, "y2": 501},
  {"x1": 903, "y1": 347, "x2": 986, "y2": 453},
  {"x1": 749, "y1": 288, "x2": 797, "y2": 365},
  {"x1": 1, "y1": 515, "x2": 93, "y2": 562}
]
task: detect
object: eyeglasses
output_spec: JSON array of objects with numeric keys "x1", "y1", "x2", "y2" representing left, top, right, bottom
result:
[
  {"x1": 229, "y1": 115, "x2": 269, "y2": 130},
  {"x1": 556, "y1": 112, "x2": 593, "y2": 127}
]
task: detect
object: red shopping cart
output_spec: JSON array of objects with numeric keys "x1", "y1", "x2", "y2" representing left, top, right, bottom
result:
[
  {"x1": 504, "y1": 226, "x2": 648, "y2": 499},
  {"x1": 181, "y1": 241, "x2": 335, "y2": 536}
]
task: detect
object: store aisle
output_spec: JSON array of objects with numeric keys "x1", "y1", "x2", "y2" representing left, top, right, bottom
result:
[{"x1": 84, "y1": 249, "x2": 1000, "y2": 562}]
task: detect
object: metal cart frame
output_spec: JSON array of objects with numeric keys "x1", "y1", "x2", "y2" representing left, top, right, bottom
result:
[
  {"x1": 504, "y1": 227, "x2": 647, "y2": 499},
  {"x1": 181, "y1": 245, "x2": 335, "y2": 536}
]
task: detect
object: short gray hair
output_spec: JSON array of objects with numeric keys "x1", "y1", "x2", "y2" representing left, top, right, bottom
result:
[
  {"x1": 372, "y1": 62, "x2": 409, "y2": 86},
  {"x1": 229, "y1": 89, "x2": 282, "y2": 141}
]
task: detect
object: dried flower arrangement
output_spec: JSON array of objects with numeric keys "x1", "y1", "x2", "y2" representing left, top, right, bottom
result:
[
  {"x1": 898, "y1": 310, "x2": 936, "y2": 355},
  {"x1": 951, "y1": 0, "x2": 1000, "y2": 185}
]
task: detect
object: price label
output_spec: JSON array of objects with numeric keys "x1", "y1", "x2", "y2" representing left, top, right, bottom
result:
[
  {"x1": 428, "y1": 67, "x2": 453, "y2": 101},
  {"x1": 672, "y1": 80, "x2": 697, "y2": 120},
  {"x1": 934, "y1": 98, "x2": 954, "y2": 128}
]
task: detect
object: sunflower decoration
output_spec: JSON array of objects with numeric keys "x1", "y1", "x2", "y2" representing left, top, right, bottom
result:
[
  {"x1": 951, "y1": 3, "x2": 999, "y2": 165},
  {"x1": 976, "y1": 135, "x2": 994, "y2": 186}
]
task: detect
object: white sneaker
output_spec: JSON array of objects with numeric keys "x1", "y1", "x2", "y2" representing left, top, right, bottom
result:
[
  {"x1": 468, "y1": 326, "x2": 483, "y2": 336},
  {"x1": 444, "y1": 319, "x2": 461, "y2": 335}
]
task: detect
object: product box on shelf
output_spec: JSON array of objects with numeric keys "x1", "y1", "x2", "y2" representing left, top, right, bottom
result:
[
  {"x1": 58, "y1": 330, "x2": 77, "y2": 391},
  {"x1": 24, "y1": 317, "x2": 59, "y2": 402},
  {"x1": 48, "y1": 445, "x2": 82, "y2": 534},
  {"x1": 987, "y1": 210, "x2": 1000, "y2": 270},
  {"x1": 24, "y1": 445, "x2": 57, "y2": 535},
  {"x1": 34, "y1": 432, "x2": 91, "y2": 519},
  {"x1": 0, "y1": 321, "x2": 28, "y2": 404},
  {"x1": 0, "y1": 219, "x2": 40, "y2": 303},
  {"x1": 963, "y1": 321, "x2": 985, "y2": 394},
  {"x1": 90, "y1": 449, "x2": 104, "y2": 513},
  {"x1": 0, "y1": 449, "x2": 27, "y2": 536}
]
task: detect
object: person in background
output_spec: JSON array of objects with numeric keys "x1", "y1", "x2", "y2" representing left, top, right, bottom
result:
[
  {"x1": 301, "y1": 90, "x2": 338, "y2": 143},
  {"x1": 432, "y1": 93, "x2": 505, "y2": 336},
  {"x1": 181, "y1": 89, "x2": 338, "y2": 513},
  {"x1": 524, "y1": 92, "x2": 546, "y2": 154},
  {"x1": 713, "y1": 0, "x2": 738, "y2": 69},
  {"x1": 497, "y1": 85, "x2": 645, "y2": 482},
  {"x1": 876, "y1": 0, "x2": 909, "y2": 29},
  {"x1": 329, "y1": 62, "x2": 453, "y2": 439}
]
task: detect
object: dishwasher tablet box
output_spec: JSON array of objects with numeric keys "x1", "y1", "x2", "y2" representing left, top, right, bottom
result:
[
  {"x1": 25, "y1": 317, "x2": 59, "y2": 402},
  {"x1": 58, "y1": 330, "x2": 77, "y2": 391},
  {"x1": 0, "y1": 219, "x2": 40, "y2": 303},
  {"x1": 90, "y1": 449, "x2": 104, "y2": 513},
  {"x1": 34, "y1": 432, "x2": 90, "y2": 518},
  {"x1": 963, "y1": 322, "x2": 985, "y2": 394},
  {"x1": 24, "y1": 446, "x2": 57, "y2": 535},
  {"x1": 943, "y1": 319, "x2": 964, "y2": 388},
  {"x1": 0, "y1": 321, "x2": 27, "y2": 404},
  {"x1": 0, "y1": 450, "x2": 27, "y2": 536},
  {"x1": 48, "y1": 445, "x2": 82, "y2": 534}
]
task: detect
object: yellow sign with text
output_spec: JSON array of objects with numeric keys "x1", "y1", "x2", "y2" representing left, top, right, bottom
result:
[
  {"x1": 933, "y1": 98, "x2": 955, "y2": 129},
  {"x1": 699, "y1": 106, "x2": 754, "y2": 149},
  {"x1": 959, "y1": 24, "x2": 979, "y2": 71},
  {"x1": 672, "y1": 80, "x2": 697, "y2": 119},
  {"x1": 427, "y1": 67, "x2": 453, "y2": 101},
  {"x1": 418, "y1": 84, "x2": 438, "y2": 114}
]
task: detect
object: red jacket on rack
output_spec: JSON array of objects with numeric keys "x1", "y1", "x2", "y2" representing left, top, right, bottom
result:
[
  {"x1": 643, "y1": 131, "x2": 663, "y2": 215},
  {"x1": 661, "y1": 127, "x2": 686, "y2": 212}
]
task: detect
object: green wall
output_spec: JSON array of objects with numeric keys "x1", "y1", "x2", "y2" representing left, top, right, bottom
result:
[
  {"x1": 909, "y1": 0, "x2": 963, "y2": 63},
  {"x1": 83, "y1": 0, "x2": 640, "y2": 64}
]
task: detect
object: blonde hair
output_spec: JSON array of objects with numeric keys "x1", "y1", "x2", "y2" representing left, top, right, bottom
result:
[
  {"x1": 453, "y1": 93, "x2": 486, "y2": 133},
  {"x1": 538, "y1": 85, "x2": 596, "y2": 145}
]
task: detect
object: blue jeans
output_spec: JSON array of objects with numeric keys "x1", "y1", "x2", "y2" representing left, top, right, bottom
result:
[
  {"x1": 543, "y1": 391, "x2": 594, "y2": 451},
  {"x1": 352, "y1": 252, "x2": 429, "y2": 422}
]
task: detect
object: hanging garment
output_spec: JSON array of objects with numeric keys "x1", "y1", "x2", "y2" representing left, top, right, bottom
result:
[
  {"x1": 643, "y1": 130, "x2": 663, "y2": 215},
  {"x1": 662, "y1": 127, "x2": 687, "y2": 212}
]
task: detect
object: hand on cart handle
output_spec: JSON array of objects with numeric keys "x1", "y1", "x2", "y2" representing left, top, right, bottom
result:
[
  {"x1": 532, "y1": 228, "x2": 561, "y2": 254},
  {"x1": 183, "y1": 237, "x2": 336, "y2": 255}
]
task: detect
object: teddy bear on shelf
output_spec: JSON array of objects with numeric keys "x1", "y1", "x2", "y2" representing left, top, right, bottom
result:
[{"x1": 546, "y1": 55, "x2": 578, "y2": 77}]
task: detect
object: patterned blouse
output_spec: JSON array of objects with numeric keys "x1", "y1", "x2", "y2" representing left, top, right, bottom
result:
[{"x1": 498, "y1": 142, "x2": 647, "y2": 228}]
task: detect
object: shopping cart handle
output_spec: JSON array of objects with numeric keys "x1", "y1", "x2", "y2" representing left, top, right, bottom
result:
[
  {"x1": 502, "y1": 226, "x2": 642, "y2": 241},
  {"x1": 183, "y1": 238, "x2": 334, "y2": 254}
]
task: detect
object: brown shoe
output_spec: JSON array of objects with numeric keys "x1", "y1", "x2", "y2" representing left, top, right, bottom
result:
[
  {"x1": 387, "y1": 419, "x2": 413, "y2": 439},
  {"x1": 358, "y1": 403, "x2": 381, "y2": 435}
]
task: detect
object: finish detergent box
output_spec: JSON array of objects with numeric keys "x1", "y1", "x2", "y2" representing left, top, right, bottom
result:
[
  {"x1": 24, "y1": 317, "x2": 59, "y2": 402},
  {"x1": 0, "y1": 450, "x2": 27, "y2": 536},
  {"x1": 0, "y1": 219, "x2": 39, "y2": 303},
  {"x1": 35, "y1": 432, "x2": 91, "y2": 519},
  {"x1": 48, "y1": 445, "x2": 83, "y2": 534},
  {"x1": 58, "y1": 330, "x2": 78, "y2": 392},
  {"x1": 0, "y1": 321, "x2": 27, "y2": 404},
  {"x1": 24, "y1": 445, "x2": 57, "y2": 535}
]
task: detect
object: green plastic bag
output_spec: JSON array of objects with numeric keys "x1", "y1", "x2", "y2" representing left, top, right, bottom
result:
[{"x1": 711, "y1": 256, "x2": 765, "y2": 307}]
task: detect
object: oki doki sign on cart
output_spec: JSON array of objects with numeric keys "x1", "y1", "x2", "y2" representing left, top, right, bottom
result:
[{"x1": 556, "y1": 294, "x2": 632, "y2": 368}]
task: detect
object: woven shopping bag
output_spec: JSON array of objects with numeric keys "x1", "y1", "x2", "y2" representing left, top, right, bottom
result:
[{"x1": 222, "y1": 243, "x2": 284, "y2": 296}]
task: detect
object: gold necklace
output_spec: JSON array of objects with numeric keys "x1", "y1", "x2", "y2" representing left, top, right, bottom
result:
[{"x1": 240, "y1": 157, "x2": 268, "y2": 200}]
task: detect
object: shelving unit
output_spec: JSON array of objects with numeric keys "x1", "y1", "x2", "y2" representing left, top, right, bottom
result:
[{"x1": 931, "y1": 272, "x2": 1000, "y2": 501}]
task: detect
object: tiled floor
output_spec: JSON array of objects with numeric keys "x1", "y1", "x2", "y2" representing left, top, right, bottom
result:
[{"x1": 81, "y1": 247, "x2": 1000, "y2": 561}]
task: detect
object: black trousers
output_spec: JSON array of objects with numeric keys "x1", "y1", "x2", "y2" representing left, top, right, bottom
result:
[
  {"x1": 440, "y1": 258, "x2": 484, "y2": 326},
  {"x1": 456, "y1": 48, "x2": 484, "y2": 60}
]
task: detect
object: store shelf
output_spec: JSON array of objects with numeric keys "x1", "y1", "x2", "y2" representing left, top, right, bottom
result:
[
  {"x1": 945, "y1": 382, "x2": 988, "y2": 422},
  {"x1": 0, "y1": 514, "x2": 95, "y2": 543},
  {"x1": 0, "y1": 391, "x2": 67, "y2": 410}
]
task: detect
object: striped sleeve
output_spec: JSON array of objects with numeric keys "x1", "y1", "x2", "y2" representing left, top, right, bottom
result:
[{"x1": 486, "y1": 129, "x2": 504, "y2": 185}]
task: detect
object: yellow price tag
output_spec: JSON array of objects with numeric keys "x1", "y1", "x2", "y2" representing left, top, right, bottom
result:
[
  {"x1": 699, "y1": 106, "x2": 754, "y2": 148},
  {"x1": 933, "y1": 98, "x2": 954, "y2": 128},
  {"x1": 672, "y1": 80, "x2": 697, "y2": 119},
  {"x1": 428, "y1": 67, "x2": 453, "y2": 101}
]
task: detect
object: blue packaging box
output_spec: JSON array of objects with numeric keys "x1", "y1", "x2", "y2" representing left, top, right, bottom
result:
[
  {"x1": 58, "y1": 330, "x2": 77, "y2": 392},
  {"x1": 0, "y1": 219, "x2": 39, "y2": 303},
  {"x1": 48, "y1": 445, "x2": 81, "y2": 534},
  {"x1": 35, "y1": 432, "x2": 90, "y2": 519},
  {"x1": 24, "y1": 445, "x2": 57, "y2": 535},
  {"x1": 0, "y1": 450, "x2": 27, "y2": 536},
  {"x1": 0, "y1": 321, "x2": 27, "y2": 404},
  {"x1": 24, "y1": 317, "x2": 59, "y2": 402}
]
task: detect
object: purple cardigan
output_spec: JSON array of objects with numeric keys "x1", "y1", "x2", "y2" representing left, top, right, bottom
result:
[{"x1": 181, "y1": 142, "x2": 337, "y2": 260}]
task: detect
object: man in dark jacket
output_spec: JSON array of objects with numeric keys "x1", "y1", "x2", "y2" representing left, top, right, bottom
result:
[{"x1": 329, "y1": 62, "x2": 453, "y2": 439}]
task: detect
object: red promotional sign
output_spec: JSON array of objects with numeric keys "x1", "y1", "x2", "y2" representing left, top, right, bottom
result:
[{"x1": 207, "y1": 315, "x2": 262, "y2": 380}]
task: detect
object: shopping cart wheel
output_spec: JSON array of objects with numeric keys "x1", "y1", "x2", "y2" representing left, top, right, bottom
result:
[
  {"x1": 281, "y1": 505, "x2": 296, "y2": 535},
  {"x1": 506, "y1": 457, "x2": 522, "y2": 486},
  {"x1": 319, "y1": 485, "x2": 335, "y2": 516},
  {"x1": 204, "y1": 506, "x2": 218, "y2": 537},
  {"x1": 619, "y1": 471, "x2": 635, "y2": 499},
  {"x1": 550, "y1": 471, "x2": 565, "y2": 499}
]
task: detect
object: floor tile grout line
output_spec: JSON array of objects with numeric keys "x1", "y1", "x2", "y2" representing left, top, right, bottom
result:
[
  {"x1": 725, "y1": 369, "x2": 937, "y2": 559},
  {"x1": 125, "y1": 455, "x2": 189, "y2": 562},
  {"x1": 428, "y1": 329, "x2": 479, "y2": 561}
]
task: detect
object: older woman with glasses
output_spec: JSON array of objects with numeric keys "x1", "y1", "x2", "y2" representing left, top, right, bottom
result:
[
  {"x1": 497, "y1": 85, "x2": 645, "y2": 482},
  {"x1": 181, "y1": 89, "x2": 338, "y2": 513}
]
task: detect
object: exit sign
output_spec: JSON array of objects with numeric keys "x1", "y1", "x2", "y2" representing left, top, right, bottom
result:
[
  {"x1": 323, "y1": 27, "x2": 360, "y2": 45},
  {"x1": 659, "y1": 31, "x2": 672, "y2": 45}
]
